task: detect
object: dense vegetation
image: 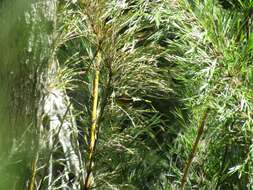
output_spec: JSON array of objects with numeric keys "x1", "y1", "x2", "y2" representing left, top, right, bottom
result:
[{"x1": 0, "y1": 0, "x2": 252, "y2": 189}]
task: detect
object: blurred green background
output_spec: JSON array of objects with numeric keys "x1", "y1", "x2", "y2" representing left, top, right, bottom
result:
[{"x1": 0, "y1": 0, "x2": 35, "y2": 189}]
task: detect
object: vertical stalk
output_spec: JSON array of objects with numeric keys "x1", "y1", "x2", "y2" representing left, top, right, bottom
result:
[
  {"x1": 84, "y1": 52, "x2": 101, "y2": 190},
  {"x1": 28, "y1": 153, "x2": 38, "y2": 190},
  {"x1": 180, "y1": 108, "x2": 210, "y2": 190}
]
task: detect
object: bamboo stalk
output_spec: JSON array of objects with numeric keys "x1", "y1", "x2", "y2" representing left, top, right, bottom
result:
[
  {"x1": 84, "y1": 52, "x2": 101, "y2": 190},
  {"x1": 28, "y1": 153, "x2": 38, "y2": 190},
  {"x1": 180, "y1": 108, "x2": 210, "y2": 190}
]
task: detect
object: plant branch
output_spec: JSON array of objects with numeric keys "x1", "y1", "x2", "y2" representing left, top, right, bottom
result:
[
  {"x1": 27, "y1": 153, "x2": 39, "y2": 190},
  {"x1": 84, "y1": 51, "x2": 102, "y2": 190},
  {"x1": 180, "y1": 107, "x2": 210, "y2": 190}
]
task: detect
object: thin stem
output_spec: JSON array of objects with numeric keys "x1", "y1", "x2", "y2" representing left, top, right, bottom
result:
[
  {"x1": 84, "y1": 52, "x2": 101, "y2": 190},
  {"x1": 28, "y1": 153, "x2": 39, "y2": 190},
  {"x1": 180, "y1": 107, "x2": 210, "y2": 190}
]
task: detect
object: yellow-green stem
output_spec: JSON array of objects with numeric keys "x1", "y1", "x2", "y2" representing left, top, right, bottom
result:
[
  {"x1": 180, "y1": 108, "x2": 209, "y2": 190},
  {"x1": 84, "y1": 52, "x2": 101, "y2": 190},
  {"x1": 28, "y1": 153, "x2": 38, "y2": 190}
]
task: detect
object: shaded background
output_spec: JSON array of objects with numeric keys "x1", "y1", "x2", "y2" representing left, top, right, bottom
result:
[{"x1": 0, "y1": 0, "x2": 36, "y2": 189}]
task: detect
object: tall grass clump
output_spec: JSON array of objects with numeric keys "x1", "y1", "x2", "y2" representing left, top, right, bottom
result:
[{"x1": 2, "y1": 0, "x2": 253, "y2": 189}]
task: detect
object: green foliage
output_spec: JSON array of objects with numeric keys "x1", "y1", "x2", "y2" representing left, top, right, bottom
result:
[{"x1": 2, "y1": 0, "x2": 253, "y2": 189}]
